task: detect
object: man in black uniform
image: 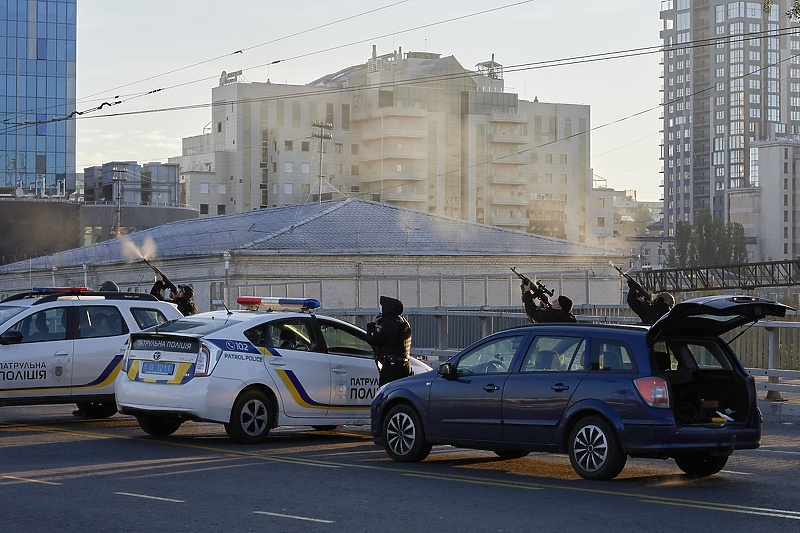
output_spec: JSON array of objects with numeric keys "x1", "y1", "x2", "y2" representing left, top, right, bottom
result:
[
  {"x1": 521, "y1": 280, "x2": 577, "y2": 323},
  {"x1": 150, "y1": 273, "x2": 198, "y2": 316},
  {"x1": 366, "y1": 295, "x2": 413, "y2": 386},
  {"x1": 626, "y1": 279, "x2": 674, "y2": 325}
]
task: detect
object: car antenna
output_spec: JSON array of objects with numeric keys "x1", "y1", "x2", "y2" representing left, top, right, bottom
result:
[{"x1": 212, "y1": 299, "x2": 233, "y2": 315}]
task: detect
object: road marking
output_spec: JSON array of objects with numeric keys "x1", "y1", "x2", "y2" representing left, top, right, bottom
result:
[
  {"x1": 719, "y1": 469, "x2": 752, "y2": 475},
  {"x1": 2, "y1": 475, "x2": 61, "y2": 485},
  {"x1": 253, "y1": 511, "x2": 334, "y2": 523},
  {"x1": 114, "y1": 491, "x2": 185, "y2": 503},
  {"x1": 639, "y1": 497, "x2": 800, "y2": 520}
]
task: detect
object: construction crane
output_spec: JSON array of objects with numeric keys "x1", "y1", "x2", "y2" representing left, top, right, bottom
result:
[{"x1": 633, "y1": 260, "x2": 800, "y2": 294}]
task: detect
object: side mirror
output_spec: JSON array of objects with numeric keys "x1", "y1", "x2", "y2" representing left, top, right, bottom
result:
[
  {"x1": 0, "y1": 330, "x2": 24, "y2": 345},
  {"x1": 438, "y1": 362, "x2": 454, "y2": 378}
]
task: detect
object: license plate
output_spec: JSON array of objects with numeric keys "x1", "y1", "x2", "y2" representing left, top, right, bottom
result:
[{"x1": 141, "y1": 361, "x2": 175, "y2": 375}]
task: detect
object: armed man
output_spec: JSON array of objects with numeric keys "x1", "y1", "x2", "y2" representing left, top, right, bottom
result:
[
  {"x1": 626, "y1": 279, "x2": 674, "y2": 326},
  {"x1": 512, "y1": 268, "x2": 576, "y2": 323}
]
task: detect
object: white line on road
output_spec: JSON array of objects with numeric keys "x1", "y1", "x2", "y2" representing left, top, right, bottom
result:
[
  {"x1": 253, "y1": 511, "x2": 334, "y2": 524},
  {"x1": 720, "y1": 470, "x2": 752, "y2": 475},
  {"x1": 114, "y1": 491, "x2": 185, "y2": 503},
  {"x1": 2, "y1": 475, "x2": 61, "y2": 485}
]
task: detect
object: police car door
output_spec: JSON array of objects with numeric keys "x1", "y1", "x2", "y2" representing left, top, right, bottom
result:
[
  {"x1": 0, "y1": 306, "x2": 73, "y2": 401},
  {"x1": 314, "y1": 317, "x2": 378, "y2": 421},
  {"x1": 71, "y1": 305, "x2": 129, "y2": 399},
  {"x1": 263, "y1": 318, "x2": 331, "y2": 419}
]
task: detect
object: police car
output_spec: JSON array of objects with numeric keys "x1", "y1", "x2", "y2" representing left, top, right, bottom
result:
[
  {"x1": 0, "y1": 287, "x2": 184, "y2": 417},
  {"x1": 115, "y1": 297, "x2": 432, "y2": 443}
]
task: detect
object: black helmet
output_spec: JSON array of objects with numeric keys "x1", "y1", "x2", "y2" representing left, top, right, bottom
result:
[
  {"x1": 179, "y1": 284, "x2": 194, "y2": 299},
  {"x1": 99, "y1": 280, "x2": 119, "y2": 292}
]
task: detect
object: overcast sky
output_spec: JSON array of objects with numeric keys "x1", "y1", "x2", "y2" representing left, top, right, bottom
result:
[{"x1": 76, "y1": 0, "x2": 664, "y2": 201}]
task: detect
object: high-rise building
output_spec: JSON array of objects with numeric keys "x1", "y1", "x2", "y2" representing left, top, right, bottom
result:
[
  {"x1": 660, "y1": 0, "x2": 798, "y2": 251},
  {"x1": 0, "y1": 0, "x2": 76, "y2": 198},
  {"x1": 171, "y1": 47, "x2": 595, "y2": 243}
]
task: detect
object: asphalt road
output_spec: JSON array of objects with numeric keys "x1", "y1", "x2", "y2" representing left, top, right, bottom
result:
[{"x1": 1, "y1": 405, "x2": 799, "y2": 533}]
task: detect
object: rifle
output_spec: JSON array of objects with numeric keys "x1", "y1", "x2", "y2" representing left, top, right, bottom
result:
[
  {"x1": 511, "y1": 267, "x2": 555, "y2": 304},
  {"x1": 142, "y1": 258, "x2": 177, "y2": 292},
  {"x1": 611, "y1": 263, "x2": 652, "y2": 303}
]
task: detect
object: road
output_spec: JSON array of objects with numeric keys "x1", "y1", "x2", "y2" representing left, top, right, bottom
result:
[{"x1": 1, "y1": 405, "x2": 799, "y2": 532}]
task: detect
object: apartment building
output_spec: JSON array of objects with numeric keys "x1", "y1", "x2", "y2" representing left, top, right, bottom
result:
[{"x1": 170, "y1": 47, "x2": 595, "y2": 243}]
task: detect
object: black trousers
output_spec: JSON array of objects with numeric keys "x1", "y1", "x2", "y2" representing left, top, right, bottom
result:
[{"x1": 378, "y1": 358, "x2": 412, "y2": 386}]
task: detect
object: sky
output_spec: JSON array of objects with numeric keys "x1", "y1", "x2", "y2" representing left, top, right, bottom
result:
[{"x1": 76, "y1": 0, "x2": 664, "y2": 201}]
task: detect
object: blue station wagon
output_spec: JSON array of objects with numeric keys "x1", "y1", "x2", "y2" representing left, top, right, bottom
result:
[{"x1": 370, "y1": 295, "x2": 792, "y2": 480}]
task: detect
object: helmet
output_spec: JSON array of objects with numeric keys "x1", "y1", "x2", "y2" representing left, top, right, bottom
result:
[
  {"x1": 655, "y1": 292, "x2": 675, "y2": 308},
  {"x1": 178, "y1": 284, "x2": 194, "y2": 299},
  {"x1": 99, "y1": 280, "x2": 119, "y2": 292}
]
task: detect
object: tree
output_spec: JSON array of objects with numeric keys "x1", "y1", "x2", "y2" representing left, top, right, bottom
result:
[
  {"x1": 666, "y1": 209, "x2": 748, "y2": 268},
  {"x1": 764, "y1": 1, "x2": 800, "y2": 19}
]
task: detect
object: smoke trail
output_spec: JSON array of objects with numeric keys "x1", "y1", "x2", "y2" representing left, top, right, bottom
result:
[{"x1": 120, "y1": 235, "x2": 159, "y2": 262}]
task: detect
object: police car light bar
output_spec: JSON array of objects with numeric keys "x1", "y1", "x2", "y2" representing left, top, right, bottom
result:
[
  {"x1": 31, "y1": 286, "x2": 90, "y2": 293},
  {"x1": 236, "y1": 296, "x2": 321, "y2": 310}
]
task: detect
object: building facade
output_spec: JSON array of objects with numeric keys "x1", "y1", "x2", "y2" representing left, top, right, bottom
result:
[
  {"x1": 660, "y1": 0, "x2": 799, "y2": 241},
  {"x1": 0, "y1": 0, "x2": 76, "y2": 198},
  {"x1": 171, "y1": 47, "x2": 595, "y2": 243}
]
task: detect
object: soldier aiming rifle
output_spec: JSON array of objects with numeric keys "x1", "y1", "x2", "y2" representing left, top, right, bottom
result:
[
  {"x1": 145, "y1": 259, "x2": 197, "y2": 316},
  {"x1": 512, "y1": 267, "x2": 576, "y2": 323},
  {"x1": 612, "y1": 263, "x2": 674, "y2": 325}
]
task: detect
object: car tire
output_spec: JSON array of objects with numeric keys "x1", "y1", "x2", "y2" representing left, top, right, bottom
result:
[
  {"x1": 568, "y1": 416, "x2": 626, "y2": 480},
  {"x1": 74, "y1": 401, "x2": 117, "y2": 419},
  {"x1": 311, "y1": 425, "x2": 339, "y2": 431},
  {"x1": 674, "y1": 453, "x2": 728, "y2": 477},
  {"x1": 136, "y1": 415, "x2": 182, "y2": 437},
  {"x1": 493, "y1": 450, "x2": 530, "y2": 460},
  {"x1": 382, "y1": 404, "x2": 432, "y2": 462},
  {"x1": 224, "y1": 390, "x2": 272, "y2": 444}
]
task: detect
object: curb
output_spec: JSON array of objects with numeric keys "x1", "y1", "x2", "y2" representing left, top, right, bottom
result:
[{"x1": 758, "y1": 399, "x2": 800, "y2": 425}]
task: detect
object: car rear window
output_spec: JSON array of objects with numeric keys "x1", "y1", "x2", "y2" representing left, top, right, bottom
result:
[
  {"x1": 131, "y1": 307, "x2": 173, "y2": 330},
  {"x1": 152, "y1": 315, "x2": 244, "y2": 336}
]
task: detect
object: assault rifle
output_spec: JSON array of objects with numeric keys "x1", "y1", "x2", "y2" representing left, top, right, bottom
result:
[
  {"x1": 142, "y1": 258, "x2": 177, "y2": 293},
  {"x1": 611, "y1": 262, "x2": 651, "y2": 303},
  {"x1": 511, "y1": 267, "x2": 554, "y2": 304}
]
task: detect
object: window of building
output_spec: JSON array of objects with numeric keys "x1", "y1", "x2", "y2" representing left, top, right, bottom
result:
[
  {"x1": 301, "y1": 163, "x2": 310, "y2": 174},
  {"x1": 285, "y1": 183, "x2": 293, "y2": 195},
  {"x1": 200, "y1": 183, "x2": 209, "y2": 194},
  {"x1": 597, "y1": 198, "x2": 605, "y2": 208},
  {"x1": 217, "y1": 205, "x2": 226, "y2": 215},
  {"x1": 285, "y1": 141, "x2": 293, "y2": 151},
  {"x1": 597, "y1": 217, "x2": 605, "y2": 228},
  {"x1": 200, "y1": 204, "x2": 209, "y2": 214},
  {"x1": 284, "y1": 162, "x2": 293, "y2": 173},
  {"x1": 351, "y1": 165, "x2": 359, "y2": 176},
  {"x1": 301, "y1": 141, "x2": 310, "y2": 152}
]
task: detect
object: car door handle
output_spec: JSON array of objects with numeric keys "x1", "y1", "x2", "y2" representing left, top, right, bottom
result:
[
  {"x1": 551, "y1": 383, "x2": 570, "y2": 392},
  {"x1": 54, "y1": 351, "x2": 69, "y2": 357},
  {"x1": 268, "y1": 359, "x2": 287, "y2": 367},
  {"x1": 484, "y1": 384, "x2": 500, "y2": 392},
  {"x1": 332, "y1": 366, "x2": 348, "y2": 374}
]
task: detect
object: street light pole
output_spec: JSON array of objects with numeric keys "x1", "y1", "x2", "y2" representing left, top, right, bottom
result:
[
  {"x1": 311, "y1": 121, "x2": 333, "y2": 205},
  {"x1": 111, "y1": 168, "x2": 128, "y2": 239}
]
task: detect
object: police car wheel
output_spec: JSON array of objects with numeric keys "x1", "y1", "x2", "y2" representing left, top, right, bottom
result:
[
  {"x1": 382, "y1": 404, "x2": 432, "y2": 463},
  {"x1": 74, "y1": 401, "x2": 117, "y2": 419},
  {"x1": 136, "y1": 415, "x2": 182, "y2": 437},
  {"x1": 225, "y1": 390, "x2": 272, "y2": 444}
]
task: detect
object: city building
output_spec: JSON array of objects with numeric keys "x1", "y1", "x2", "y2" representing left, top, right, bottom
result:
[
  {"x1": 171, "y1": 47, "x2": 595, "y2": 243},
  {"x1": 0, "y1": 0, "x2": 76, "y2": 199},
  {"x1": 659, "y1": 0, "x2": 799, "y2": 254}
]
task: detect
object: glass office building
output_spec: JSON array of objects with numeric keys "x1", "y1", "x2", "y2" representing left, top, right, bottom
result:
[{"x1": 0, "y1": 0, "x2": 76, "y2": 197}]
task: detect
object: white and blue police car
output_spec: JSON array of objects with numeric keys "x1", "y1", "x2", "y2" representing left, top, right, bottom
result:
[
  {"x1": 115, "y1": 296, "x2": 431, "y2": 443},
  {"x1": 0, "y1": 287, "x2": 183, "y2": 418}
]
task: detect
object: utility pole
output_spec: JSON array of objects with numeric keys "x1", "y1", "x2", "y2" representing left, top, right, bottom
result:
[
  {"x1": 311, "y1": 121, "x2": 333, "y2": 205},
  {"x1": 111, "y1": 169, "x2": 128, "y2": 238}
]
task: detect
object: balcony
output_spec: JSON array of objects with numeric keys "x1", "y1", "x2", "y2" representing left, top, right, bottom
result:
[
  {"x1": 360, "y1": 128, "x2": 426, "y2": 141},
  {"x1": 361, "y1": 170, "x2": 427, "y2": 183},
  {"x1": 352, "y1": 106, "x2": 428, "y2": 122},
  {"x1": 488, "y1": 112, "x2": 528, "y2": 123},
  {"x1": 359, "y1": 148, "x2": 427, "y2": 162},
  {"x1": 489, "y1": 194, "x2": 528, "y2": 206},
  {"x1": 488, "y1": 174, "x2": 528, "y2": 185},
  {"x1": 487, "y1": 133, "x2": 528, "y2": 144},
  {"x1": 381, "y1": 191, "x2": 427, "y2": 203},
  {"x1": 489, "y1": 216, "x2": 529, "y2": 227},
  {"x1": 488, "y1": 154, "x2": 528, "y2": 165}
]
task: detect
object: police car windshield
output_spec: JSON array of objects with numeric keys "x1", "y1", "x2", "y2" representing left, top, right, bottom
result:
[
  {"x1": 150, "y1": 315, "x2": 245, "y2": 336},
  {"x1": 0, "y1": 306, "x2": 26, "y2": 326}
]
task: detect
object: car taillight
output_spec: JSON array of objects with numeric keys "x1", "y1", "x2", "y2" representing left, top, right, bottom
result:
[
  {"x1": 194, "y1": 341, "x2": 221, "y2": 377},
  {"x1": 120, "y1": 339, "x2": 132, "y2": 372},
  {"x1": 634, "y1": 377, "x2": 670, "y2": 408}
]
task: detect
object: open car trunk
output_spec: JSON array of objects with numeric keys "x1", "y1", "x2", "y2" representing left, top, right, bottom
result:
[{"x1": 662, "y1": 367, "x2": 753, "y2": 425}]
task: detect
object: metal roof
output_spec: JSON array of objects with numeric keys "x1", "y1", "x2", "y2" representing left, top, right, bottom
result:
[{"x1": 0, "y1": 198, "x2": 617, "y2": 272}]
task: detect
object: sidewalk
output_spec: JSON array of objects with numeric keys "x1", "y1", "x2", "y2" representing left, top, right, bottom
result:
[{"x1": 755, "y1": 375, "x2": 800, "y2": 425}]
